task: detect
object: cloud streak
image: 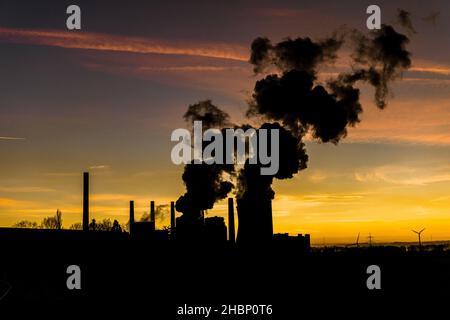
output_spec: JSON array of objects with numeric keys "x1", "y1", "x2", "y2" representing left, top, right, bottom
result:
[
  {"x1": 89, "y1": 165, "x2": 110, "y2": 170},
  {"x1": 0, "y1": 186, "x2": 56, "y2": 193},
  {"x1": 2, "y1": 26, "x2": 450, "y2": 81},
  {"x1": 354, "y1": 164, "x2": 450, "y2": 186},
  {"x1": 0, "y1": 198, "x2": 35, "y2": 208},
  {"x1": 0, "y1": 27, "x2": 248, "y2": 61},
  {"x1": 3, "y1": 26, "x2": 450, "y2": 84},
  {"x1": 0, "y1": 136, "x2": 25, "y2": 140},
  {"x1": 345, "y1": 98, "x2": 450, "y2": 145}
]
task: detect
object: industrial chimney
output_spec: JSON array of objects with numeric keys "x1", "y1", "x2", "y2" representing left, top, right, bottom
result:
[
  {"x1": 228, "y1": 198, "x2": 235, "y2": 244},
  {"x1": 82, "y1": 172, "x2": 89, "y2": 232},
  {"x1": 129, "y1": 200, "x2": 135, "y2": 235},
  {"x1": 150, "y1": 201, "x2": 155, "y2": 223},
  {"x1": 237, "y1": 196, "x2": 273, "y2": 245},
  {"x1": 170, "y1": 201, "x2": 176, "y2": 240}
]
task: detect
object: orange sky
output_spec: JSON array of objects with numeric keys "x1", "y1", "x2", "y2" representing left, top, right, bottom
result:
[{"x1": 0, "y1": 2, "x2": 449, "y2": 244}]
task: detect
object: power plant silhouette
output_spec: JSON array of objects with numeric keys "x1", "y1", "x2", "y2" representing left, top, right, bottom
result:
[
  {"x1": 77, "y1": 171, "x2": 310, "y2": 249},
  {"x1": 1, "y1": 171, "x2": 448, "y2": 308},
  {"x1": 0, "y1": 171, "x2": 311, "y2": 257}
]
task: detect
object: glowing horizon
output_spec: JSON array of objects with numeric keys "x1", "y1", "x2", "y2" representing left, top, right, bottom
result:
[{"x1": 1, "y1": 1, "x2": 449, "y2": 245}]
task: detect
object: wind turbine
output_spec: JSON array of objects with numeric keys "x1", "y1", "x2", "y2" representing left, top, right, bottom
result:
[
  {"x1": 367, "y1": 233, "x2": 373, "y2": 247},
  {"x1": 347, "y1": 232, "x2": 360, "y2": 248},
  {"x1": 412, "y1": 228, "x2": 425, "y2": 248}
]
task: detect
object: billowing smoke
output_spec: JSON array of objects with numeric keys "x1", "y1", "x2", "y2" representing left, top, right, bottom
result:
[
  {"x1": 249, "y1": 69, "x2": 362, "y2": 142},
  {"x1": 183, "y1": 99, "x2": 232, "y2": 129},
  {"x1": 347, "y1": 25, "x2": 411, "y2": 108},
  {"x1": 140, "y1": 204, "x2": 169, "y2": 223},
  {"x1": 176, "y1": 100, "x2": 235, "y2": 220},
  {"x1": 238, "y1": 123, "x2": 307, "y2": 197},
  {"x1": 176, "y1": 22, "x2": 412, "y2": 242},
  {"x1": 397, "y1": 9, "x2": 416, "y2": 34},
  {"x1": 249, "y1": 35, "x2": 343, "y2": 74},
  {"x1": 176, "y1": 163, "x2": 234, "y2": 218}
]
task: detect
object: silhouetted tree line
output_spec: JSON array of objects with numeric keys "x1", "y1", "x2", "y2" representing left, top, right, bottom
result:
[
  {"x1": 87, "y1": 218, "x2": 123, "y2": 232},
  {"x1": 11, "y1": 209, "x2": 173, "y2": 234},
  {"x1": 12, "y1": 210, "x2": 125, "y2": 232},
  {"x1": 13, "y1": 209, "x2": 63, "y2": 230}
]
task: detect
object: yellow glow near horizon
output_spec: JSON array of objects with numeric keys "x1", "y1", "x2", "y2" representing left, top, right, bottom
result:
[{"x1": 1, "y1": 22, "x2": 450, "y2": 245}]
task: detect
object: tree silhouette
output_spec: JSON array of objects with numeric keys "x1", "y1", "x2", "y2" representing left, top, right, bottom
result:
[
  {"x1": 11, "y1": 213, "x2": 125, "y2": 233},
  {"x1": 111, "y1": 219, "x2": 122, "y2": 233},
  {"x1": 40, "y1": 209, "x2": 63, "y2": 229},
  {"x1": 96, "y1": 218, "x2": 113, "y2": 231},
  {"x1": 69, "y1": 222, "x2": 82, "y2": 230},
  {"x1": 89, "y1": 218, "x2": 97, "y2": 231},
  {"x1": 12, "y1": 220, "x2": 39, "y2": 229}
]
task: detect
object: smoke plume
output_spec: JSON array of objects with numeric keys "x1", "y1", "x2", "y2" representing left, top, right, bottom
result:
[
  {"x1": 249, "y1": 35, "x2": 343, "y2": 74},
  {"x1": 140, "y1": 204, "x2": 170, "y2": 223},
  {"x1": 348, "y1": 25, "x2": 411, "y2": 108},
  {"x1": 184, "y1": 99, "x2": 232, "y2": 129},
  {"x1": 397, "y1": 9, "x2": 417, "y2": 34},
  {"x1": 176, "y1": 20, "x2": 412, "y2": 240},
  {"x1": 176, "y1": 100, "x2": 235, "y2": 220}
]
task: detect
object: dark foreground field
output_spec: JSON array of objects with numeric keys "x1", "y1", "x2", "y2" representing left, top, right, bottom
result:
[{"x1": 1, "y1": 229, "x2": 449, "y2": 317}]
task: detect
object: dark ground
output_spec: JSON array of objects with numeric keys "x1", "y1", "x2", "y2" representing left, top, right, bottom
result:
[{"x1": 0, "y1": 229, "x2": 449, "y2": 317}]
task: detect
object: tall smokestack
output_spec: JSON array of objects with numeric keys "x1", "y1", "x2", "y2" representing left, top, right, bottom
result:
[
  {"x1": 83, "y1": 172, "x2": 89, "y2": 232},
  {"x1": 237, "y1": 196, "x2": 273, "y2": 245},
  {"x1": 129, "y1": 200, "x2": 135, "y2": 235},
  {"x1": 170, "y1": 201, "x2": 176, "y2": 240},
  {"x1": 150, "y1": 201, "x2": 155, "y2": 223},
  {"x1": 268, "y1": 198, "x2": 273, "y2": 236},
  {"x1": 228, "y1": 198, "x2": 235, "y2": 244}
]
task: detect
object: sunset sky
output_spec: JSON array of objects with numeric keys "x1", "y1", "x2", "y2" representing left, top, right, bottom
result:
[{"x1": 0, "y1": 0, "x2": 449, "y2": 244}]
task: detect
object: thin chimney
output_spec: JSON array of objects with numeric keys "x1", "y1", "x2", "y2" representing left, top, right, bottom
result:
[
  {"x1": 129, "y1": 200, "x2": 135, "y2": 235},
  {"x1": 228, "y1": 198, "x2": 235, "y2": 244},
  {"x1": 170, "y1": 201, "x2": 176, "y2": 240},
  {"x1": 83, "y1": 172, "x2": 89, "y2": 232},
  {"x1": 268, "y1": 197, "x2": 273, "y2": 237},
  {"x1": 150, "y1": 201, "x2": 155, "y2": 223}
]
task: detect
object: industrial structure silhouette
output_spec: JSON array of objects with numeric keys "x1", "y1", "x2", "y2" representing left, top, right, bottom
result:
[
  {"x1": 0, "y1": 171, "x2": 312, "y2": 250},
  {"x1": 0, "y1": 172, "x2": 449, "y2": 314}
]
